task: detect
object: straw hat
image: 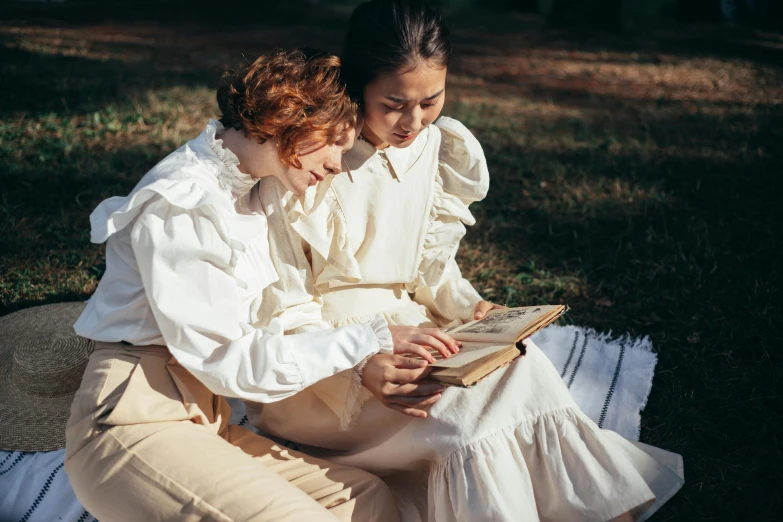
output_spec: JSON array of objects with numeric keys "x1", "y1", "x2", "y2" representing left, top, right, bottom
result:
[{"x1": 0, "y1": 302, "x2": 94, "y2": 452}]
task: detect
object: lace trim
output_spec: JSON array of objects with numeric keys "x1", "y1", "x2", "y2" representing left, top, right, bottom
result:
[
  {"x1": 337, "y1": 315, "x2": 392, "y2": 431},
  {"x1": 406, "y1": 173, "x2": 471, "y2": 292},
  {"x1": 368, "y1": 314, "x2": 393, "y2": 354},
  {"x1": 203, "y1": 119, "x2": 257, "y2": 200},
  {"x1": 340, "y1": 355, "x2": 374, "y2": 431},
  {"x1": 406, "y1": 120, "x2": 488, "y2": 292}
]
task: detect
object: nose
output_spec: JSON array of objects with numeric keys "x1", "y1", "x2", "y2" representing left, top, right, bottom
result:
[
  {"x1": 400, "y1": 106, "x2": 424, "y2": 134},
  {"x1": 324, "y1": 147, "x2": 342, "y2": 175}
]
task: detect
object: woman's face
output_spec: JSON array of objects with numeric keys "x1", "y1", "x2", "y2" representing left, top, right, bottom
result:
[
  {"x1": 362, "y1": 61, "x2": 447, "y2": 149},
  {"x1": 276, "y1": 127, "x2": 357, "y2": 195}
]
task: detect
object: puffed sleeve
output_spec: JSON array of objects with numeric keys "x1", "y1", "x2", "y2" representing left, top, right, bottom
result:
[
  {"x1": 131, "y1": 196, "x2": 391, "y2": 403},
  {"x1": 412, "y1": 255, "x2": 484, "y2": 326},
  {"x1": 410, "y1": 116, "x2": 490, "y2": 325}
]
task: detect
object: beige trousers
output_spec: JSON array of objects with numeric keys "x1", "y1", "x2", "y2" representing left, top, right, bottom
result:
[{"x1": 64, "y1": 343, "x2": 399, "y2": 522}]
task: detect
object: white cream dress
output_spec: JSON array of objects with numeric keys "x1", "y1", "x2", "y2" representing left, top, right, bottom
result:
[{"x1": 248, "y1": 117, "x2": 685, "y2": 521}]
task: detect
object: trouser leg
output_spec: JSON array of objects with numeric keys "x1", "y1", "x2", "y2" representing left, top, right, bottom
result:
[
  {"x1": 226, "y1": 425, "x2": 399, "y2": 522},
  {"x1": 66, "y1": 420, "x2": 339, "y2": 522},
  {"x1": 65, "y1": 345, "x2": 398, "y2": 522}
]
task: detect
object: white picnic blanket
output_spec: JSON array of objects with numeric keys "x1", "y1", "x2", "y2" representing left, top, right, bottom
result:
[{"x1": 0, "y1": 325, "x2": 657, "y2": 521}]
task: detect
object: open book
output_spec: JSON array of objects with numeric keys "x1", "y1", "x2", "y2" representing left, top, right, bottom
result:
[{"x1": 426, "y1": 305, "x2": 568, "y2": 387}]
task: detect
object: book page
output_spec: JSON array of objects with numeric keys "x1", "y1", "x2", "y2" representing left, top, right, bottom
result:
[
  {"x1": 445, "y1": 305, "x2": 563, "y2": 343},
  {"x1": 429, "y1": 342, "x2": 510, "y2": 369}
]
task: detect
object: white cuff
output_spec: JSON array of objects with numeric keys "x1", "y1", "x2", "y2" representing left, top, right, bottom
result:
[
  {"x1": 368, "y1": 314, "x2": 394, "y2": 354},
  {"x1": 282, "y1": 322, "x2": 380, "y2": 392}
]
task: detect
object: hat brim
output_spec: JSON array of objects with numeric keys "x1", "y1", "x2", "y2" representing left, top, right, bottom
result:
[{"x1": 0, "y1": 302, "x2": 93, "y2": 452}]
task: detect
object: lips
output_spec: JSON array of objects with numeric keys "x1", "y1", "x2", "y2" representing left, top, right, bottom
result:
[
  {"x1": 394, "y1": 133, "x2": 414, "y2": 141},
  {"x1": 310, "y1": 171, "x2": 325, "y2": 182}
]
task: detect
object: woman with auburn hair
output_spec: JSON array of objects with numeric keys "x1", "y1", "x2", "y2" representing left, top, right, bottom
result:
[
  {"x1": 249, "y1": 2, "x2": 684, "y2": 521},
  {"x1": 63, "y1": 49, "x2": 445, "y2": 522}
]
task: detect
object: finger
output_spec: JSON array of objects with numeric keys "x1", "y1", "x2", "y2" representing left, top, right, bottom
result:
[
  {"x1": 474, "y1": 300, "x2": 494, "y2": 319},
  {"x1": 386, "y1": 403, "x2": 428, "y2": 418},
  {"x1": 413, "y1": 335, "x2": 451, "y2": 359},
  {"x1": 389, "y1": 365, "x2": 434, "y2": 384},
  {"x1": 398, "y1": 342, "x2": 436, "y2": 364},
  {"x1": 388, "y1": 393, "x2": 442, "y2": 408},
  {"x1": 380, "y1": 382, "x2": 397, "y2": 396},
  {"x1": 391, "y1": 354, "x2": 429, "y2": 369},
  {"x1": 422, "y1": 329, "x2": 460, "y2": 353},
  {"x1": 392, "y1": 382, "x2": 447, "y2": 396}
]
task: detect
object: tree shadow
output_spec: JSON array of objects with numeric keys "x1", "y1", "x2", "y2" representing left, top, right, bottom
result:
[
  {"x1": 0, "y1": 40, "x2": 215, "y2": 118},
  {"x1": 452, "y1": 21, "x2": 783, "y2": 70},
  {"x1": 3, "y1": 0, "x2": 781, "y2": 69},
  {"x1": 1, "y1": 6, "x2": 781, "y2": 520},
  {"x1": 0, "y1": 0, "x2": 349, "y2": 29},
  {"x1": 0, "y1": 137, "x2": 177, "y2": 316},
  {"x1": 458, "y1": 110, "x2": 782, "y2": 519}
]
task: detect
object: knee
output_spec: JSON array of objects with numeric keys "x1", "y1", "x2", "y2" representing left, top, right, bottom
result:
[{"x1": 345, "y1": 469, "x2": 400, "y2": 522}]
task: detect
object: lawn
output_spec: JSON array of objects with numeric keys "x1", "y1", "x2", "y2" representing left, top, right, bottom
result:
[{"x1": 1, "y1": 2, "x2": 781, "y2": 520}]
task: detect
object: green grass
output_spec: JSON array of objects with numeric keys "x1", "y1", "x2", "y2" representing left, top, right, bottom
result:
[{"x1": 1, "y1": 4, "x2": 781, "y2": 520}]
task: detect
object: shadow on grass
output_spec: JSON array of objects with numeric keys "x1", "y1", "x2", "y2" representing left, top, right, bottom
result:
[
  {"x1": 0, "y1": 41, "x2": 215, "y2": 118},
  {"x1": 3, "y1": 0, "x2": 782, "y2": 68},
  {"x1": 0, "y1": 0, "x2": 351, "y2": 29},
  {"x1": 460, "y1": 131, "x2": 782, "y2": 521},
  {"x1": 453, "y1": 21, "x2": 783, "y2": 69},
  {"x1": 0, "y1": 138, "x2": 173, "y2": 315},
  {"x1": 1, "y1": 8, "x2": 782, "y2": 522}
]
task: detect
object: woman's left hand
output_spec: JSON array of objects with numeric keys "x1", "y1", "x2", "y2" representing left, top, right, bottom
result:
[
  {"x1": 473, "y1": 300, "x2": 507, "y2": 320},
  {"x1": 388, "y1": 325, "x2": 460, "y2": 363}
]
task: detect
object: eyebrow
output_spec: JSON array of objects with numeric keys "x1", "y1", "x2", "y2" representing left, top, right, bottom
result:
[{"x1": 385, "y1": 89, "x2": 444, "y2": 104}]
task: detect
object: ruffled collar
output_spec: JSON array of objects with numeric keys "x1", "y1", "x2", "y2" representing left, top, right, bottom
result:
[
  {"x1": 283, "y1": 173, "x2": 335, "y2": 222},
  {"x1": 202, "y1": 119, "x2": 258, "y2": 200},
  {"x1": 345, "y1": 126, "x2": 430, "y2": 181}
]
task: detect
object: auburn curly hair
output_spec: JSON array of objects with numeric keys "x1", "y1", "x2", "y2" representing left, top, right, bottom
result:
[{"x1": 217, "y1": 49, "x2": 358, "y2": 168}]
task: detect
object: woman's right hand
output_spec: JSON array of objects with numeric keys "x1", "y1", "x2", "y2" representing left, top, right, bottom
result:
[
  {"x1": 361, "y1": 353, "x2": 446, "y2": 418},
  {"x1": 388, "y1": 325, "x2": 460, "y2": 364}
]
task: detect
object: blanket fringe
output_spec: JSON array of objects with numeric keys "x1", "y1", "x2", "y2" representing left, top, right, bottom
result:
[{"x1": 534, "y1": 325, "x2": 658, "y2": 440}]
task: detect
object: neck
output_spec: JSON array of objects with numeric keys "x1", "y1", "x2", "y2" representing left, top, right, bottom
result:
[
  {"x1": 219, "y1": 127, "x2": 283, "y2": 180},
  {"x1": 360, "y1": 125, "x2": 390, "y2": 150}
]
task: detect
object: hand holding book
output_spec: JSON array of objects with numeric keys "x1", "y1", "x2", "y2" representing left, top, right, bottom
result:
[
  {"x1": 360, "y1": 353, "x2": 445, "y2": 418},
  {"x1": 359, "y1": 325, "x2": 460, "y2": 419},
  {"x1": 472, "y1": 300, "x2": 508, "y2": 321},
  {"x1": 429, "y1": 305, "x2": 569, "y2": 387},
  {"x1": 360, "y1": 306, "x2": 568, "y2": 418},
  {"x1": 388, "y1": 325, "x2": 461, "y2": 363}
]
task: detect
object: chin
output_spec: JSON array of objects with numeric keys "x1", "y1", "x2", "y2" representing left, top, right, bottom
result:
[
  {"x1": 281, "y1": 177, "x2": 309, "y2": 196},
  {"x1": 393, "y1": 139, "x2": 417, "y2": 149},
  {"x1": 385, "y1": 133, "x2": 417, "y2": 149}
]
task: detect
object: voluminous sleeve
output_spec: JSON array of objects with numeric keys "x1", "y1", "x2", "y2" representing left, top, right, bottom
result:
[
  {"x1": 131, "y1": 196, "x2": 390, "y2": 403},
  {"x1": 412, "y1": 255, "x2": 484, "y2": 326},
  {"x1": 411, "y1": 116, "x2": 490, "y2": 325}
]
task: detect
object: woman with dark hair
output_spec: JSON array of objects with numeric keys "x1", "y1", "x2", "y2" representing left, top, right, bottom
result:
[
  {"x1": 249, "y1": 2, "x2": 685, "y2": 521},
  {"x1": 61, "y1": 49, "x2": 447, "y2": 522}
]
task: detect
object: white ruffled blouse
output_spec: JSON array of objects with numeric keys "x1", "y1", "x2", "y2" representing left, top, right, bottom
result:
[
  {"x1": 255, "y1": 116, "x2": 489, "y2": 332},
  {"x1": 250, "y1": 116, "x2": 489, "y2": 428},
  {"x1": 74, "y1": 119, "x2": 392, "y2": 403}
]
